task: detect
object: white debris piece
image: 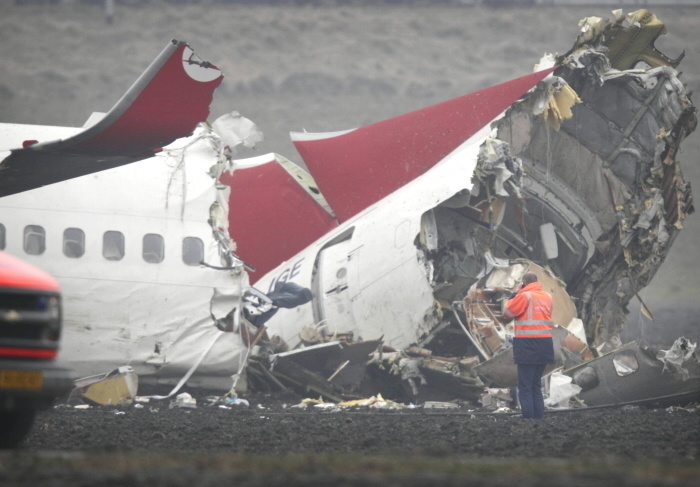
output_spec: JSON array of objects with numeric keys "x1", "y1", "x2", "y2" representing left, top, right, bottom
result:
[
  {"x1": 223, "y1": 396, "x2": 250, "y2": 407},
  {"x1": 211, "y1": 111, "x2": 264, "y2": 155},
  {"x1": 546, "y1": 371, "x2": 582, "y2": 408},
  {"x1": 169, "y1": 392, "x2": 197, "y2": 409},
  {"x1": 313, "y1": 403, "x2": 338, "y2": 410},
  {"x1": 656, "y1": 337, "x2": 698, "y2": 380}
]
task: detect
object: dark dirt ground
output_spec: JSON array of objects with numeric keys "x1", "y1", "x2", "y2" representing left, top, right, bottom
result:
[{"x1": 1, "y1": 389, "x2": 698, "y2": 486}]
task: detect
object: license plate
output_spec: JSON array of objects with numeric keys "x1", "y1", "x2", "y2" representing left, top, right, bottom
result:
[{"x1": 0, "y1": 369, "x2": 43, "y2": 390}]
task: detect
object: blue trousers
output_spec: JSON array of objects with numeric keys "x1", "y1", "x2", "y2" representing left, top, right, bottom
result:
[{"x1": 517, "y1": 363, "x2": 547, "y2": 419}]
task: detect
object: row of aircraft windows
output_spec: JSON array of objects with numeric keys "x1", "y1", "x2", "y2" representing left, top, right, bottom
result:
[{"x1": 0, "y1": 224, "x2": 204, "y2": 266}]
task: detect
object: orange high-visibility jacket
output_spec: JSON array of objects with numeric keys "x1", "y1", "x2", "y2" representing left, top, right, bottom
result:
[
  {"x1": 504, "y1": 281, "x2": 555, "y2": 364},
  {"x1": 504, "y1": 282, "x2": 554, "y2": 338}
]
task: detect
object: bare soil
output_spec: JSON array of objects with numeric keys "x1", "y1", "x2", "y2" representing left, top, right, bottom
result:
[{"x1": 0, "y1": 390, "x2": 698, "y2": 486}]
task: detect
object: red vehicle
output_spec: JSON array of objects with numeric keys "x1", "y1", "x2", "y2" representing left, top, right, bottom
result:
[{"x1": 0, "y1": 251, "x2": 73, "y2": 448}]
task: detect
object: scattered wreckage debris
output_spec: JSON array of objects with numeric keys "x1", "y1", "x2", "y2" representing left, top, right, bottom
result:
[
  {"x1": 170, "y1": 392, "x2": 197, "y2": 409},
  {"x1": 69, "y1": 366, "x2": 138, "y2": 407},
  {"x1": 245, "y1": 337, "x2": 384, "y2": 403},
  {"x1": 564, "y1": 337, "x2": 700, "y2": 407},
  {"x1": 240, "y1": 262, "x2": 698, "y2": 409},
  {"x1": 293, "y1": 394, "x2": 410, "y2": 411}
]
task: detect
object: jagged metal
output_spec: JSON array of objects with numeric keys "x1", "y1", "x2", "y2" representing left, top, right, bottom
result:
[{"x1": 484, "y1": 10, "x2": 696, "y2": 348}]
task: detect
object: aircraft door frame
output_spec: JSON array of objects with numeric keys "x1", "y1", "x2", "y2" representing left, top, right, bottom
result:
[{"x1": 313, "y1": 239, "x2": 360, "y2": 340}]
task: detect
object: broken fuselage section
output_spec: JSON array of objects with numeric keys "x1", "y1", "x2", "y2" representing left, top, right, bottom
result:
[{"x1": 233, "y1": 10, "x2": 697, "y2": 407}]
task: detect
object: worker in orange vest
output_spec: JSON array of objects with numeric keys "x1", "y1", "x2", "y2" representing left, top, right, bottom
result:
[{"x1": 503, "y1": 271, "x2": 555, "y2": 419}]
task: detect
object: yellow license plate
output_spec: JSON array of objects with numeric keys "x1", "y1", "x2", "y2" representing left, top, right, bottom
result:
[{"x1": 0, "y1": 370, "x2": 43, "y2": 390}]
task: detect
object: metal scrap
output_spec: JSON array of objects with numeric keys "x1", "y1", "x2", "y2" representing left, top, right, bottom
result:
[{"x1": 70, "y1": 366, "x2": 138, "y2": 406}]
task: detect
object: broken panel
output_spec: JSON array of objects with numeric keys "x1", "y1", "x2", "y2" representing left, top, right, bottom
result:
[
  {"x1": 564, "y1": 339, "x2": 700, "y2": 406},
  {"x1": 225, "y1": 10, "x2": 696, "y2": 409}
]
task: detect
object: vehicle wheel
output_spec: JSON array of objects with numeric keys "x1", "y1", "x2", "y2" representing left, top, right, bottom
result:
[{"x1": 0, "y1": 409, "x2": 36, "y2": 448}]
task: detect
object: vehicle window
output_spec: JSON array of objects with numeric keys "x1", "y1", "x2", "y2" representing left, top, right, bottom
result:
[
  {"x1": 0, "y1": 223, "x2": 5, "y2": 250},
  {"x1": 24, "y1": 225, "x2": 45, "y2": 255},
  {"x1": 143, "y1": 233, "x2": 164, "y2": 264},
  {"x1": 103, "y1": 231, "x2": 125, "y2": 261},
  {"x1": 63, "y1": 228, "x2": 85, "y2": 258},
  {"x1": 182, "y1": 237, "x2": 204, "y2": 266},
  {"x1": 613, "y1": 349, "x2": 639, "y2": 377}
]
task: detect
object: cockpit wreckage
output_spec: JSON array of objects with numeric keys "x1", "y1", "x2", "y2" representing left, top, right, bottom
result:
[
  {"x1": 225, "y1": 9, "x2": 699, "y2": 410},
  {"x1": 4, "y1": 11, "x2": 697, "y2": 411}
]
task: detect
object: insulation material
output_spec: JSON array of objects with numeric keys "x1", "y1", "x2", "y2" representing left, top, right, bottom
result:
[
  {"x1": 545, "y1": 371, "x2": 582, "y2": 408},
  {"x1": 211, "y1": 111, "x2": 264, "y2": 155},
  {"x1": 656, "y1": 337, "x2": 698, "y2": 380},
  {"x1": 474, "y1": 137, "x2": 522, "y2": 198},
  {"x1": 540, "y1": 80, "x2": 582, "y2": 130}
]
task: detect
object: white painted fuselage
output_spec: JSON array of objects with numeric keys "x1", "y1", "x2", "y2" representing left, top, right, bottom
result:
[
  {"x1": 0, "y1": 124, "x2": 249, "y2": 389},
  {"x1": 253, "y1": 124, "x2": 489, "y2": 352},
  {"x1": 0, "y1": 108, "x2": 528, "y2": 392}
]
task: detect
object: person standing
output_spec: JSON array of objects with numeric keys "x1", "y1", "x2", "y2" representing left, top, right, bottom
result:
[{"x1": 503, "y1": 272, "x2": 555, "y2": 419}]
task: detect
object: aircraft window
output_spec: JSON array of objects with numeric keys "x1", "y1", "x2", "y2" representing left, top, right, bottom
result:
[
  {"x1": 0, "y1": 223, "x2": 5, "y2": 250},
  {"x1": 572, "y1": 366, "x2": 599, "y2": 392},
  {"x1": 24, "y1": 225, "x2": 45, "y2": 255},
  {"x1": 103, "y1": 231, "x2": 125, "y2": 261},
  {"x1": 63, "y1": 228, "x2": 85, "y2": 258},
  {"x1": 613, "y1": 349, "x2": 639, "y2": 377},
  {"x1": 182, "y1": 237, "x2": 204, "y2": 266},
  {"x1": 143, "y1": 233, "x2": 164, "y2": 264}
]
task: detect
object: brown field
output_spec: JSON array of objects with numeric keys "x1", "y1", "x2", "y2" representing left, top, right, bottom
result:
[{"x1": 1, "y1": 390, "x2": 698, "y2": 486}]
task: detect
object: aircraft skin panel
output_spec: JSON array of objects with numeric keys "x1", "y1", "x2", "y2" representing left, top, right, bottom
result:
[
  {"x1": 316, "y1": 239, "x2": 359, "y2": 333},
  {"x1": 59, "y1": 278, "x2": 247, "y2": 387},
  {"x1": 259, "y1": 129, "x2": 489, "y2": 353},
  {"x1": 219, "y1": 155, "x2": 339, "y2": 283},
  {"x1": 0, "y1": 40, "x2": 223, "y2": 198},
  {"x1": 0, "y1": 124, "x2": 249, "y2": 388},
  {"x1": 0, "y1": 133, "x2": 221, "y2": 217},
  {"x1": 2, "y1": 204, "x2": 248, "y2": 388},
  {"x1": 292, "y1": 67, "x2": 556, "y2": 222}
]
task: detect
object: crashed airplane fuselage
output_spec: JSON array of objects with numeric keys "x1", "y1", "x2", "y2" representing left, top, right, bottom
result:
[
  {"x1": 0, "y1": 126, "x2": 253, "y2": 388},
  {"x1": 226, "y1": 9, "x2": 698, "y2": 405},
  {"x1": 0, "y1": 11, "x2": 697, "y2": 407}
]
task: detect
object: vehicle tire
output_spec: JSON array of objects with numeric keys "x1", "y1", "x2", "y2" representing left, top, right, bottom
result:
[{"x1": 0, "y1": 409, "x2": 36, "y2": 449}]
